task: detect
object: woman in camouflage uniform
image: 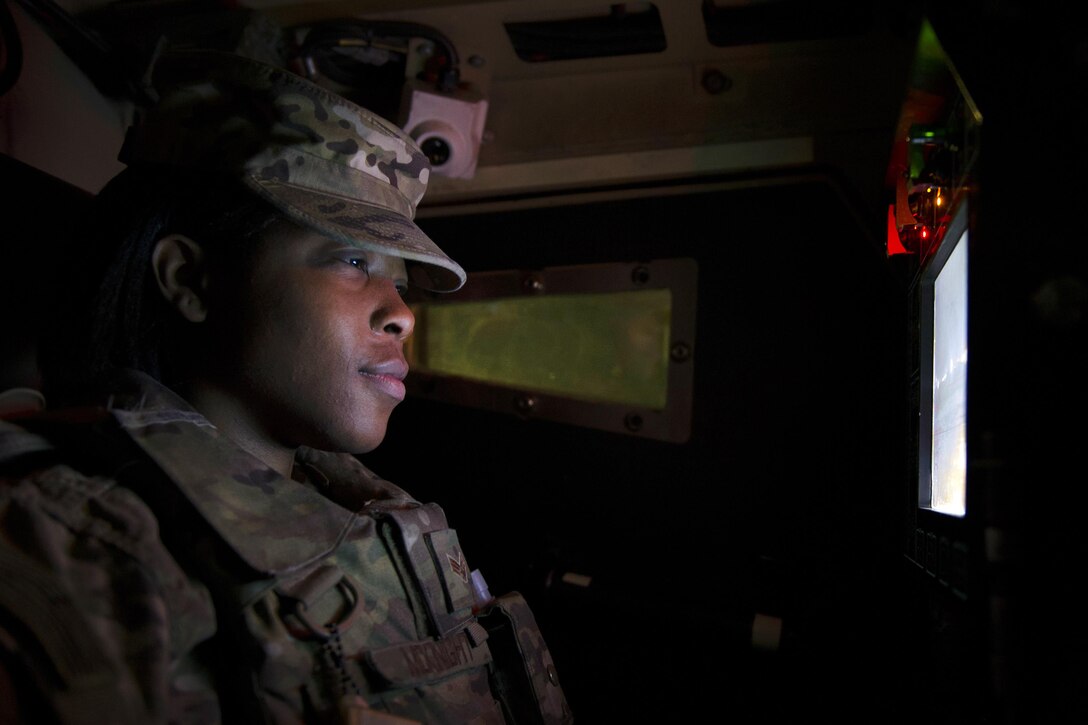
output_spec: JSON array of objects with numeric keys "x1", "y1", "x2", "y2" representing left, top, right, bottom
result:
[{"x1": 0, "y1": 50, "x2": 570, "y2": 724}]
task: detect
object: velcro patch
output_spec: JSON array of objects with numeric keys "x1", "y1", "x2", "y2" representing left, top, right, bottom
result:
[{"x1": 425, "y1": 529, "x2": 474, "y2": 613}]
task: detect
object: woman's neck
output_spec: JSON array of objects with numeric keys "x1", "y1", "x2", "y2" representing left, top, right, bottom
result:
[{"x1": 180, "y1": 379, "x2": 297, "y2": 479}]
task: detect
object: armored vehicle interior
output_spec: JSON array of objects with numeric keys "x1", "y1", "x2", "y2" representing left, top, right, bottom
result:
[{"x1": 2, "y1": 0, "x2": 1085, "y2": 722}]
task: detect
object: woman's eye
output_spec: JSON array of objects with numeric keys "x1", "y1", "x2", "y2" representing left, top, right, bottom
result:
[
  {"x1": 396, "y1": 284, "x2": 409, "y2": 299},
  {"x1": 344, "y1": 257, "x2": 369, "y2": 273}
]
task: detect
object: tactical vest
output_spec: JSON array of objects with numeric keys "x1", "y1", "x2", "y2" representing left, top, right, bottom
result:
[{"x1": 0, "y1": 401, "x2": 572, "y2": 724}]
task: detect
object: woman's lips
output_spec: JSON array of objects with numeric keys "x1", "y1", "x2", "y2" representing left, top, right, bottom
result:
[{"x1": 360, "y1": 362, "x2": 408, "y2": 401}]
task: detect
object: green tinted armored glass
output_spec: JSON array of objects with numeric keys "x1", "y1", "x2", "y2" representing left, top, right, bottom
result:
[{"x1": 408, "y1": 289, "x2": 672, "y2": 409}]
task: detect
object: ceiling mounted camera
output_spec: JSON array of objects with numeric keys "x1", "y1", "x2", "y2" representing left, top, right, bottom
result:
[{"x1": 399, "y1": 79, "x2": 488, "y2": 179}]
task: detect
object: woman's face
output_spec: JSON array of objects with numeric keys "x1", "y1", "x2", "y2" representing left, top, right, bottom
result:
[{"x1": 206, "y1": 220, "x2": 415, "y2": 455}]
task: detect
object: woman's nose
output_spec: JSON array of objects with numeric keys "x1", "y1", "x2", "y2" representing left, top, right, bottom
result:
[{"x1": 372, "y1": 281, "x2": 415, "y2": 340}]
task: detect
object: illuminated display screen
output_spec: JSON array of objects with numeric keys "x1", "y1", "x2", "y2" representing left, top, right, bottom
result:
[
  {"x1": 918, "y1": 194, "x2": 970, "y2": 520},
  {"x1": 408, "y1": 289, "x2": 672, "y2": 409},
  {"x1": 926, "y1": 227, "x2": 968, "y2": 517}
]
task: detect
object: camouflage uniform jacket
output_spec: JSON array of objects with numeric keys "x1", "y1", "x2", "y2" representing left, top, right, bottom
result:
[{"x1": 0, "y1": 373, "x2": 571, "y2": 724}]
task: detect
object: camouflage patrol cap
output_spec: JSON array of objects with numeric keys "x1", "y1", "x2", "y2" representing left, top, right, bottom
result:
[{"x1": 119, "y1": 49, "x2": 466, "y2": 292}]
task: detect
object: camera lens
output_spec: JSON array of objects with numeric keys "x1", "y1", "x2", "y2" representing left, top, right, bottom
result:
[{"x1": 421, "y1": 137, "x2": 452, "y2": 167}]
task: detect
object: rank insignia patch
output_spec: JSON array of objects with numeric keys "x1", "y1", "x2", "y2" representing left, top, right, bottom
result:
[{"x1": 447, "y1": 549, "x2": 469, "y2": 583}]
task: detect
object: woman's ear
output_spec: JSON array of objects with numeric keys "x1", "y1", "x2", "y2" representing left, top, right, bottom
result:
[{"x1": 151, "y1": 234, "x2": 210, "y2": 323}]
